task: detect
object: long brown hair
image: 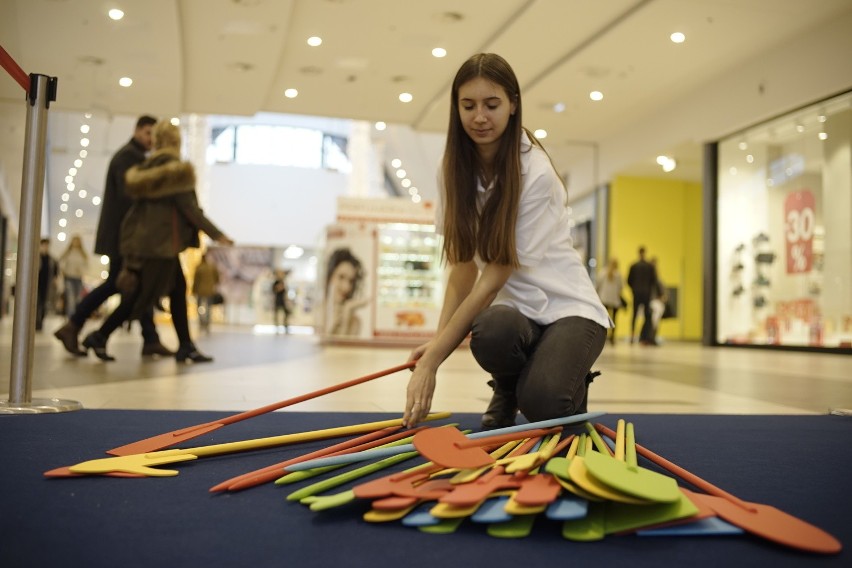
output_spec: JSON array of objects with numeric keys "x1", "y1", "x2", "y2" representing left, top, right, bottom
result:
[{"x1": 442, "y1": 53, "x2": 533, "y2": 267}]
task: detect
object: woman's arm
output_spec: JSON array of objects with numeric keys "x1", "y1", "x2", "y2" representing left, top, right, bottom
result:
[{"x1": 403, "y1": 260, "x2": 513, "y2": 426}]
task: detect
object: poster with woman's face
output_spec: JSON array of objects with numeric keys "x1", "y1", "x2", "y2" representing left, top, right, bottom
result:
[{"x1": 321, "y1": 223, "x2": 374, "y2": 339}]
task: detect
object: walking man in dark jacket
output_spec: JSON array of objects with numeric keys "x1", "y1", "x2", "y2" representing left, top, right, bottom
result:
[
  {"x1": 54, "y1": 115, "x2": 173, "y2": 358},
  {"x1": 627, "y1": 246, "x2": 659, "y2": 345}
]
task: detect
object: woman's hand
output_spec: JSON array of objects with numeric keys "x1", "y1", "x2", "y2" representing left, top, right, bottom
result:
[{"x1": 403, "y1": 359, "x2": 437, "y2": 428}]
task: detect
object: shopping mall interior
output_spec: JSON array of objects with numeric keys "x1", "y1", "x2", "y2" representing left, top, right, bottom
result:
[{"x1": 0, "y1": 2, "x2": 850, "y2": 566}]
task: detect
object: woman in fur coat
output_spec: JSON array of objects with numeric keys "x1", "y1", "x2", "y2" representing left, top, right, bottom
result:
[{"x1": 82, "y1": 121, "x2": 233, "y2": 362}]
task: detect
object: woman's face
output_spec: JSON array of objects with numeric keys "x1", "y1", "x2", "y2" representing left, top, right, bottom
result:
[
  {"x1": 457, "y1": 76, "x2": 516, "y2": 156},
  {"x1": 329, "y1": 261, "x2": 358, "y2": 302}
]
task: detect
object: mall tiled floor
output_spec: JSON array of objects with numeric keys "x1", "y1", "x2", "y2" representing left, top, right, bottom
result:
[{"x1": 2, "y1": 315, "x2": 850, "y2": 416}]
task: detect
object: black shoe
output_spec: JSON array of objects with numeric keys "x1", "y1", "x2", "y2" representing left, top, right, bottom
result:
[
  {"x1": 141, "y1": 342, "x2": 175, "y2": 358},
  {"x1": 54, "y1": 321, "x2": 86, "y2": 356},
  {"x1": 481, "y1": 380, "x2": 518, "y2": 430},
  {"x1": 82, "y1": 331, "x2": 116, "y2": 361},
  {"x1": 175, "y1": 344, "x2": 213, "y2": 363}
]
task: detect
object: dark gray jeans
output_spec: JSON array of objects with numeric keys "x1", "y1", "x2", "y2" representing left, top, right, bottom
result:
[{"x1": 470, "y1": 305, "x2": 607, "y2": 422}]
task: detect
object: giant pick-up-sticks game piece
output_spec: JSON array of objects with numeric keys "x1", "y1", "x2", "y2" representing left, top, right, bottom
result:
[
  {"x1": 51, "y1": 414, "x2": 449, "y2": 478},
  {"x1": 582, "y1": 420, "x2": 680, "y2": 503},
  {"x1": 106, "y1": 362, "x2": 416, "y2": 456},
  {"x1": 594, "y1": 422, "x2": 842, "y2": 555},
  {"x1": 285, "y1": 411, "x2": 606, "y2": 472}
]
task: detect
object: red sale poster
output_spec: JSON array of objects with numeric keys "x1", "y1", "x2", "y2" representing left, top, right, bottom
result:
[{"x1": 783, "y1": 190, "x2": 815, "y2": 274}]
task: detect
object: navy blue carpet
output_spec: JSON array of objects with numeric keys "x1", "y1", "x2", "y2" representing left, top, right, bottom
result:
[{"x1": 0, "y1": 410, "x2": 849, "y2": 567}]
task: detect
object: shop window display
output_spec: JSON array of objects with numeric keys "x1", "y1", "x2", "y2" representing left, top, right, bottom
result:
[{"x1": 716, "y1": 91, "x2": 851, "y2": 349}]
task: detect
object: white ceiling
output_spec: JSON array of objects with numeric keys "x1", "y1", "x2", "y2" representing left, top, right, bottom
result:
[{"x1": 1, "y1": 0, "x2": 851, "y2": 241}]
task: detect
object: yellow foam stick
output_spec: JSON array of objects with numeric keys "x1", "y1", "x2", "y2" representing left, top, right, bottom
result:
[{"x1": 69, "y1": 412, "x2": 451, "y2": 476}]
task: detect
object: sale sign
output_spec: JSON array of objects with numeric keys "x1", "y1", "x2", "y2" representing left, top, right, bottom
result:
[{"x1": 783, "y1": 190, "x2": 815, "y2": 274}]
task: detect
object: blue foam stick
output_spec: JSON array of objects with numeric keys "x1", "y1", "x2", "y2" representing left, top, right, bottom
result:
[
  {"x1": 545, "y1": 496, "x2": 589, "y2": 521},
  {"x1": 637, "y1": 516, "x2": 744, "y2": 536},
  {"x1": 470, "y1": 496, "x2": 514, "y2": 523},
  {"x1": 284, "y1": 411, "x2": 606, "y2": 472}
]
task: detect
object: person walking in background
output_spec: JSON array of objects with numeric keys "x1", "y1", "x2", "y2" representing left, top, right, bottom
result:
[
  {"x1": 627, "y1": 246, "x2": 658, "y2": 345},
  {"x1": 402, "y1": 53, "x2": 610, "y2": 429},
  {"x1": 648, "y1": 257, "x2": 668, "y2": 346},
  {"x1": 53, "y1": 115, "x2": 173, "y2": 358},
  {"x1": 272, "y1": 269, "x2": 291, "y2": 333},
  {"x1": 192, "y1": 253, "x2": 220, "y2": 333},
  {"x1": 596, "y1": 258, "x2": 624, "y2": 345},
  {"x1": 80, "y1": 120, "x2": 233, "y2": 363},
  {"x1": 58, "y1": 234, "x2": 88, "y2": 317},
  {"x1": 36, "y1": 238, "x2": 58, "y2": 331}
]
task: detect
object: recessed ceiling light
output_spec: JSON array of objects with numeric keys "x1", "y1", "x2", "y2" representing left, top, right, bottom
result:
[
  {"x1": 307, "y1": 36, "x2": 322, "y2": 47},
  {"x1": 396, "y1": 169, "x2": 407, "y2": 178},
  {"x1": 818, "y1": 132, "x2": 828, "y2": 140},
  {"x1": 108, "y1": 9, "x2": 124, "y2": 21},
  {"x1": 60, "y1": 203, "x2": 68, "y2": 212},
  {"x1": 68, "y1": 167, "x2": 77, "y2": 175},
  {"x1": 79, "y1": 150, "x2": 87, "y2": 158},
  {"x1": 738, "y1": 141, "x2": 748, "y2": 150},
  {"x1": 399, "y1": 92, "x2": 413, "y2": 103},
  {"x1": 118, "y1": 77, "x2": 133, "y2": 87},
  {"x1": 80, "y1": 138, "x2": 90, "y2": 147},
  {"x1": 79, "y1": 190, "x2": 87, "y2": 198},
  {"x1": 67, "y1": 182, "x2": 75, "y2": 191},
  {"x1": 92, "y1": 196, "x2": 101, "y2": 206},
  {"x1": 670, "y1": 32, "x2": 685, "y2": 43},
  {"x1": 80, "y1": 124, "x2": 90, "y2": 134},
  {"x1": 374, "y1": 121, "x2": 386, "y2": 131},
  {"x1": 391, "y1": 159, "x2": 401, "y2": 168},
  {"x1": 553, "y1": 102, "x2": 566, "y2": 113},
  {"x1": 58, "y1": 219, "x2": 67, "y2": 227},
  {"x1": 534, "y1": 129, "x2": 547, "y2": 139},
  {"x1": 284, "y1": 88, "x2": 298, "y2": 98},
  {"x1": 401, "y1": 179, "x2": 411, "y2": 188},
  {"x1": 432, "y1": 47, "x2": 447, "y2": 58},
  {"x1": 74, "y1": 159, "x2": 82, "y2": 167},
  {"x1": 57, "y1": 232, "x2": 67, "y2": 242},
  {"x1": 589, "y1": 91, "x2": 603, "y2": 101},
  {"x1": 170, "y1": 117, "x2": 180, "y2": 126}
]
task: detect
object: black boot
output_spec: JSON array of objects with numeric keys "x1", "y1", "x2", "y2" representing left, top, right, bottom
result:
[
  {"x1": 481, "y1": 379, "x2": 518, "y2": 430},
  {"x1": 82, "y1": 331, "x2": 115, "y2": 361},
  {"x1": 54, "y1": 321, "x2": 86, "y2": 356},
  {"x1": 578, "y1": 370, "x2": 602, "y2": 414},
  {"x1": 175, "y1": 343, "x2": 213, "y2": 363},
  {"x1": 141, "y1": 342, "x2": 175, "y2": 358}
]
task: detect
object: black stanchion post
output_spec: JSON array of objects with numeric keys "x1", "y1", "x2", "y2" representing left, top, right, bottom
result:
[{"x1": 1, "y1": 73, "x2": 81, "y2": 413}]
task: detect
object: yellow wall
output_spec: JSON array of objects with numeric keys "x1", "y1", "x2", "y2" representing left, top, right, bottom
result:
[{"x1": 607, "y1": 175, "x2": 704, "y2": 341}]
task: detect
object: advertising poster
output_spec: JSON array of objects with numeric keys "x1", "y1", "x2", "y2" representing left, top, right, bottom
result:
[
  {"x1": 320, "y1": 223, "x2": 375, "y2": 340},
  {"x1": 783, "y1": 190, "x2": 815, "y2": 274}
]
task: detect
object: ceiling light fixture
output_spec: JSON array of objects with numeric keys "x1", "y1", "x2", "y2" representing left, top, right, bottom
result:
[
  {"x1": 79, "y1": 150, "x2": 88, "y2": 158},
  {"x1": 80, "y1": 124, "x2": 90, "y2": 134},
  {"x1": 589, "y1": 91, "x2": 603, "y2": 101},
  {"x1": 399, "y1": 92, "x2": 413, "y2": 103},
  {"x1": 108, "y1": 9, "x2": 124, "y2": 21},
  {"x1": 656, "y1": 155, "x2": 676, "y2": 172},
  {"x1": 432, "y1": 47, "x2": 447, "y2": 58},
  {"x1": 534, "y1": 129, "x2": 547, "y2": 139},
  {"x1": 553, "y1": 102, "x2": 566, "y2": 113},
  {"x1": 375, "y1": 121, "x2": 387, "y2": 131},
  {"x1": 79, "y1": 190, "x2": 87, "y2": 198},
  {"x1": 818, "y1": 132, "x2": 828, "y2": 140},
  {"x1": 284, "y1": 88, "x2": 298, "y2": 98},
  {"x1": 74, "y1": 159, "x2": 82, "y2": 167},
  {"x1": 307, "y1": 36, "x2": 322, "y2": 47},
  {"x1": 118, "y1": 77, "x2": 133, "y2": 87},
  {"x1": 391, "y1": 158, "x2": 401, "y2": 168},
  {"x1": 670, "y1": 32, "x2": 685, "y2": 43},
  {"x1": 170, "y1": 117, "x2": 180, "y2": 126}
]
